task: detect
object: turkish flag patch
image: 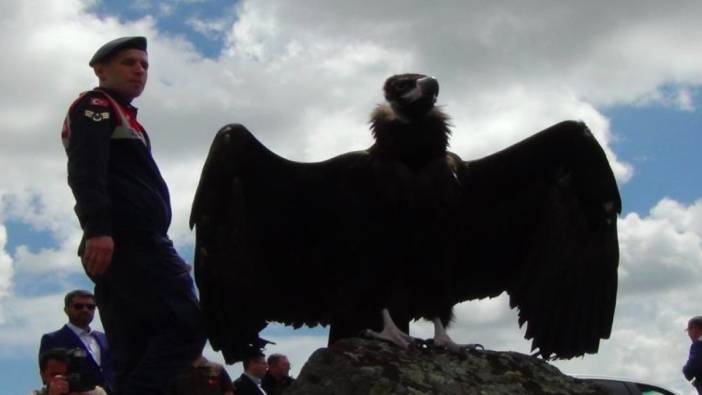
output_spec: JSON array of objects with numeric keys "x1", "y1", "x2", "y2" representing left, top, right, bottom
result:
[{"x1": 90, "y1": 97, "x2": 109, "y2": 107}]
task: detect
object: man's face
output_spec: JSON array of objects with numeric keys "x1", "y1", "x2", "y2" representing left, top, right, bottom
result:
[
  {"x1": 94, "y1": 48, "x2": 149, "y2": 101},
  {"x1": 247, "y1": 357, "x2": 268, "y2": 379},
  {"x1": 270, "y1": 357, "x2": 290, "y2": 379},
  {"x1": 64, "y1": 296, "x2": 96, "y2": 328},
  {"x1": 41, "y1": 359, "x2": 68, "y2": 384},
  {"x1": 688, "y1": 323, "x2": 702, "y2": 341}
]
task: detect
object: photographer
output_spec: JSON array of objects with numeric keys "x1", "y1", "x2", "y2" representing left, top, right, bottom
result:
[
  {"x1": 39, "y1": 290, "x2": 113, "y2": 393},
  {"x1": 33, "y1": 348, "x2": 107, "y2": 395}
]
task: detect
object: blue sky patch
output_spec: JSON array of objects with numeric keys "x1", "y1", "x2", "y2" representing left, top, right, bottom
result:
[
  {"x1": 605, "y1": 89, "x2": 701, "y2": 214},
  {"x1": 4, "y1": 219, "x2": 59, "y2": 253},
  {"x1": 87, "y1": 0, "x2": 241, "y2": 58}
]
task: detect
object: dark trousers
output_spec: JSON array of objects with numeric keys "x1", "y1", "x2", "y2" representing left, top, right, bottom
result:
[{"x1": 93, "y1": 235, "x2": 206, "y2": 395}]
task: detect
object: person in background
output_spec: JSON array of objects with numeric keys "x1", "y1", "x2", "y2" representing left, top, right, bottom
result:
[
  {"x1": 261, "y1": 353, "x2": 294, "y2": 395},
  {"x1": 170, "y1": 355, "x2": 234, "y2": 395},
  {"x1": 39, "y1": 290, "x2": 114, "y2": 394},
  {"x1": 684, "y1": 315, "x2": 702, "y2": 394},
  {"x1": 32, "y1": 348, "x2": 107, "y2": 395},
  {"x1": 233, "y1": 351, "x2": 268, "y2": 395}
]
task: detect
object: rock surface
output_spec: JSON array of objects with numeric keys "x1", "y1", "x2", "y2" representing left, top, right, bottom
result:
[{"x1": 284, "y1": 337, "x2": 606, "y2": 395}]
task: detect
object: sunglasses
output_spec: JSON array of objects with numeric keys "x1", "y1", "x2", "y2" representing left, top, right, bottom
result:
[{"x1": 73, "y1": 303, "x2": 96, "y2": 311}]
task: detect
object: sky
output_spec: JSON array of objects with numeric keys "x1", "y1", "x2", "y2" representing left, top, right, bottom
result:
[{"x1": 0, "y1": 0, "x2": 701, "y2": 393}]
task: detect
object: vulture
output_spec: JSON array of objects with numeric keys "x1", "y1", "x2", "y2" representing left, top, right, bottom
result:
[{"x1": 190, "y1": 73, "x2": 621, "y2": 364}]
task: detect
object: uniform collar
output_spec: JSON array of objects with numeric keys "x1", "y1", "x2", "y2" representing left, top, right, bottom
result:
[{"x1": 95, "y1": 87, "x2": 138, "y2": 113}]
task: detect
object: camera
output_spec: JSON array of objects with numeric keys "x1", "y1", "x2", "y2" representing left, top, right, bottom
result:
[{"x1": 64, "y1": 348, "x2": 96, "y2": 393}]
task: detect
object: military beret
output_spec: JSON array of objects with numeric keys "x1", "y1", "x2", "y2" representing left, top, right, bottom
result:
[{"x1": 89, "y1": 36, "x2": 147, "y2": 66}]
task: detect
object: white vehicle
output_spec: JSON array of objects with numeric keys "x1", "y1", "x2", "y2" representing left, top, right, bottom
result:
[{"x1": 573, "y1": 375, "x2": 677, "y2": 395}]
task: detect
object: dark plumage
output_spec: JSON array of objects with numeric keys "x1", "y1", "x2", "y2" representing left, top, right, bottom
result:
[{"x1": 190, "y1": 73, "x2": 621, "y2": 364}]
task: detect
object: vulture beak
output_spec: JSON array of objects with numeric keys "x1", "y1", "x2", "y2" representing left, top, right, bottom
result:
[{"x1": 402, "y1": 76, "x2": 440, "y2": 104}]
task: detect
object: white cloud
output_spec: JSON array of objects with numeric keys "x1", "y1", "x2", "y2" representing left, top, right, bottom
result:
[
  {"x1": 0, "y1": 0, "x2": 701, "y2": 393},
  {"x1": 130, "y1": 0, "x2": 154, "y2": 12},
  {"x1": 618, "y1": 199, "x2": 702, "y2": 294},
  {"x1": 0, "y1": 293, "x2": 71, "y2": 356},
  {"x1": 0, "y1": 225, "x2": 13, "y2": 300},
  {"x1": 186, "y1": 16, "x2": 231, "y2": 38},
  {"x1": 12, "y1": 234, "x2": 84, "y2": 275},
  {"x1": 675, "y1": 88, "x2": 695, "y2": 112},
  {"x1": 651, "y1": 198, "x2": 702, "y2": 236},
  {"x1": 224, "y1": 1, "x2": 702, "y2": 108},
  {"x1": 158, "y1": 3, "x2": 174, "y2": 16}
]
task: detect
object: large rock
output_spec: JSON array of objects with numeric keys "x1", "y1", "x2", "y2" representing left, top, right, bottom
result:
[{"x1": 284, "y1": 337, "x2": 606, "y2": 395}]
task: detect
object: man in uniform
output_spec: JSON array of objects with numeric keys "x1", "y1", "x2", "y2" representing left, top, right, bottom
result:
[{"x1": 61, "y1": 36, "x2": 206, "y2": 394}]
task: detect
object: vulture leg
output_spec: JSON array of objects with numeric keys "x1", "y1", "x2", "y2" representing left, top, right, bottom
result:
[
  {"x1": 363, "y1": 308, "x2": 415, "y2": 348},
  {"x1": 430, "y1": 318, "x2": 484, "y2": 353}
]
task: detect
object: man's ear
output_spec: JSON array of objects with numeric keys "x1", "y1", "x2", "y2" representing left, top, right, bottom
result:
[{"x1": 93, "y1": 64, "x2": 106, "y2": 82}]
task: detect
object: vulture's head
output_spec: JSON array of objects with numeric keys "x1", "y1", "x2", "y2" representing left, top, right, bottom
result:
[
  {"x1": 370, "y1": 73, "x2": 450, "y2": 163},
  {"x1": 383, "y1": 73, "x2": 440, "y2": 120}
]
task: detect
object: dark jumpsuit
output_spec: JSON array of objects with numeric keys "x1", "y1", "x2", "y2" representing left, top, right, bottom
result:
[
  {"x1": 62, "y1": 87, "x2": 206, "y2": 395},
  {"x1": 684, "y1": 337, "x2": 702, "y2": 394}
]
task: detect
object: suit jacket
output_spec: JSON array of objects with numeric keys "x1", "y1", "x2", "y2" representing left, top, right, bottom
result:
[
  {"x1": 39, "y1": 325, "x2": 114, "y2": 393},
  {"x1": 683, "y1": 339, "x2": 702, "y2": 394},
  {"x1": 261, "y1": 372, "x2": 294, "y2": 395},
  {"x1": 233, "y1": 373, "x2": 267, "y2": 395}
]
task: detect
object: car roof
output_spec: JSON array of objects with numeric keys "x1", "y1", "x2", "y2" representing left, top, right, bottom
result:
[{"x1": 571, "y1": 374, "x2": 678, "y2": 394}]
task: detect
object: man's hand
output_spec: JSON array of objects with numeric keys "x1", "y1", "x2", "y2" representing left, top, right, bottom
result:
[
  {"x1": 82, "y1": 236, "x2": 114, "y2": 276},
  {"x1": 47, "y1": 375, "x2": 69, "y2": 395}
]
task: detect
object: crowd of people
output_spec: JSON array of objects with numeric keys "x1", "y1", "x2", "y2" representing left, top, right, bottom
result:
[
  {"x1": 29, "y1": 35, "x2": 702, "y2": 395},
  {"x1": 34, "y1": 290, "x2": 295, "y2": 395}
]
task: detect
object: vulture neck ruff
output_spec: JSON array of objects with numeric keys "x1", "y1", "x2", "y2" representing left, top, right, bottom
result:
[{"x1": 369, "y1": 104, "x2": 451, "y2": 169}]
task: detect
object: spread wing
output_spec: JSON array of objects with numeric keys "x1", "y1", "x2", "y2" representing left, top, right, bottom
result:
[
  {"x1": 190, "y1": 124, "x2": 375, "y2": 363},
  {"x1": 452, "y1": 120, "x2": 621, "y2": 359}
]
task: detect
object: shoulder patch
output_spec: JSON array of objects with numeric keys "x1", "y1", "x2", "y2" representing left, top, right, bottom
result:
[
  {"x1": 90, "y1": 97, "x2": 110, "y2": 107},
  {"x1": 85, "y1": 110, "x2": 110, "y2": 122}
]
